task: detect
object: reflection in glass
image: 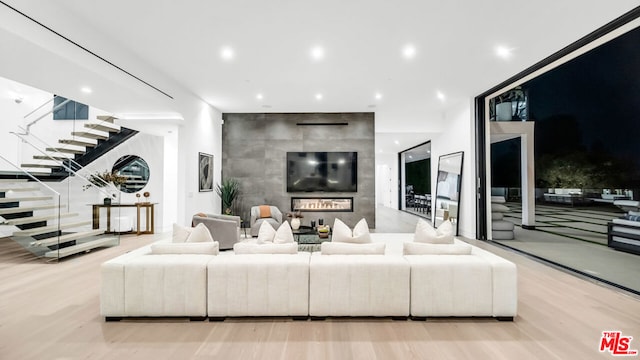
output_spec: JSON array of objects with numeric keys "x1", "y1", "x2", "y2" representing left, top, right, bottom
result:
[
  {"x1": 112, "y1": 155, "x2": 150, "y2": 193},
  {"x1": 434, "y1": 152, "x2": 463, "y2": 235}
]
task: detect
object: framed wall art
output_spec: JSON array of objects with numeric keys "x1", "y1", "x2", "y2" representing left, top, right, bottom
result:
[{"x1": 198, "y1": 152, "x2": 213, "y2": 192}]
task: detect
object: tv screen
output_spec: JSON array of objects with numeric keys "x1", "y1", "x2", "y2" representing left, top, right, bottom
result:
[{"x1": 287, "y1": 152, "x2": 357, "y2": 192}]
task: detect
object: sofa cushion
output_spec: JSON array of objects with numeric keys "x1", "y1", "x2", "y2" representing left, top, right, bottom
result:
[
  {"x1": 414, "y1": 219, "x2": 454, "y2": 244},
  {"x1": 403, "y1": 242, "x2": 472, "y2": 255},
  {"x1": 320, "y1": 242, "x2": 385, "y2": 255},
  {"x1": 172, "y1": 223, "x2": 193, "y2": 243},
  {"x1": 185, "y1": 223, "x2": 215, "y2": 243},
  {"x1": 492, "y1": 220, "x2": 515, "y2": 231},
  {"x1": 492, "y1": 230, "x2": 515, "y2": 240},
  {"x1": 332, "y1": 218, "x2": 371, "y2": 243},
  {"x1": 151, "y1": 242, "x2": 219, "y2": 255},
  {"x1": 233, "y1": 242, "x2": 298, "y2": 254},
  {"x1": 624, "y1": 213, "x2": 640, "y2": 222},
  {"x1": 491, "y1": 196, "x2": 506, "y2": 203},
  {"x1": 491, "y1": 212, "x2": 504, "y2": 221},
  {"x1": 491, "y1": 203, "x2": 510, "y2": 213}
]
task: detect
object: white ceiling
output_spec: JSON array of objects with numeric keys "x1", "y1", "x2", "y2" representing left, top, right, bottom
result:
[{"x1": 1, "y1": 1, "x2": 638, "y2": 153}]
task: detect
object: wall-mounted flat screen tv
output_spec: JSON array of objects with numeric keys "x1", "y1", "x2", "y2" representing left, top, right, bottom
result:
[{"x1": 287, "y1": 152, "x2": 357, "y2": 192}]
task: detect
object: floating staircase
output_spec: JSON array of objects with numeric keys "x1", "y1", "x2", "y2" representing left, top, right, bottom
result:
[
  {"x1": 0, "y1": 180, "x2": 118, "y2": 260},
  {"x1": 12, "y1": 115, "x2": 138, "y2": 182}
]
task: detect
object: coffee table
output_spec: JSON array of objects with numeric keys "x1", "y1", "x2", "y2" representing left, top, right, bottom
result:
[{"x1": 292, "y1": 226, "x2": 331, "y2": 251}]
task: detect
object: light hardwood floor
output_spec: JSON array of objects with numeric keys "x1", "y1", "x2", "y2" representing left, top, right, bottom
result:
[{"x1": 1, "y1": 215, "x2": 639, "y2": 359}]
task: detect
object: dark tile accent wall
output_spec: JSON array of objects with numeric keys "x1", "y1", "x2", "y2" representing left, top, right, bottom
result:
[{"x1": 222, "y1": 113, "x2": 375, "y2": 229}]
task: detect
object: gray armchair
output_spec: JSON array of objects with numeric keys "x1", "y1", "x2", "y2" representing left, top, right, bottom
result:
[
  {"x1": 191, "y1": 213, "x2": 241, "y2": 250},
  {"x1": 250, "y1": 205, "x2": 283, "y2": 236}
]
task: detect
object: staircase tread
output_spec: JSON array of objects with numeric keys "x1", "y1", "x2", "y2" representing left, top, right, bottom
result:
[
  {"x1": 33, "y1": 155, "x2": 73, "y2": 161},
  {"x1": 44, "y1": 237, "x2": 118, "y2": 258},
  {"x1": 96, "y1": 115, "x2": 117, "y2": 123},
  {"x1": 46, "y1": 147, "x2": 85, "y2": 155},
  {"x1": 70, "y1": 131, "x2": 109, "y2": 140},
  {"x1": 13, "y1": 220, "x2": 92, "y2": 236},
  {"x1": 5, "y1": 212, "x2": 78, "y2": 226},
  {"x1": 20, "y1": 164, "x2": 59, "y2": 168},
  {"x1": 84, "y1": 122, "x2": 120, "y2": 132},
  {"x1": 29, "y1": 229, "x2": 106, "y2": 247},
  {"x1": 59, "y1": 139, "x2": 97, "y2": 147},
  {"x1": 0, "y1": 186, "x2": 40, "y2": 192},
  {"x1": 0, "y1": 195, "x2": 53, "y2": 203},
  {"x1": 0, "y1": 205, "x2": 65, "y2": 215}
]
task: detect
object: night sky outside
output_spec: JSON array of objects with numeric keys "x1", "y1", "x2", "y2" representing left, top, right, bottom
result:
[{"x1": 491, "y1": 25, "x2": 640, "y2": 189}]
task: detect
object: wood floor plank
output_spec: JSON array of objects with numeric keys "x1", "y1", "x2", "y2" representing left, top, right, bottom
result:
[{"x1": 0, "y1": 231, "x2": 639, "y2": 359}]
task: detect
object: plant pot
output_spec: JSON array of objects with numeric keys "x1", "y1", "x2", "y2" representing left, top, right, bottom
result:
[
  {"x1": 496, "y1": 102, "x2": 513, "y2": 121},
  {"x1": 103, "y1": 197, "x2": 112, "y2": 205},
  {"x1": 291, "y1": 217, "x2": 301, "y2": 230}
]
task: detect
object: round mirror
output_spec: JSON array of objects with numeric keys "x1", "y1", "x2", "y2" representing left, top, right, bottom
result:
[{"x1": 112, "y1": 155, "x2": 150, "y2": 193}]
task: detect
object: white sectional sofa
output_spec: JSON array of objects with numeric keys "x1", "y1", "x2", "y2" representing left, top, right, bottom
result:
[{"x1": 100, "y1": 233, "x2": 517, "y2": 321}]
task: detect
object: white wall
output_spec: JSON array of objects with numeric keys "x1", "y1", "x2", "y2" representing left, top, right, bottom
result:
[
  {"x1": 177, "y1": 101, "x2": 223, "y2": 227},
  {"x1": 375, "y1": 152, "x2": 399, "y2": 209},
  {"x1": 430, "y1": 99, "x2": 475, "y2": 239}
]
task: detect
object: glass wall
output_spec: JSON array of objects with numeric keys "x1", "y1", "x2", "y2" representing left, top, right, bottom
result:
[{"x1": 485, "y1": 19, "x2": 640, "y2": 295}]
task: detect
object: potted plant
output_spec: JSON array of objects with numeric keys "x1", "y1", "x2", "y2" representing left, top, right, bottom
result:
[
  {"x1": 215, "y1": 178, "x2": 240, "y2": 215},
  {"x1": 82, "y1": 170, "x2": 128, "y2": 204},
  {"x1": 286, "y1": 211, "x2": 304, "y2": 230}
]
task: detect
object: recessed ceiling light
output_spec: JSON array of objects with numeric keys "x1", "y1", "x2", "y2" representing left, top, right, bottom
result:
[
  {"x1": 375, "y1": 93, "x2": 382, "y2": 100},
  {"x1": 402, "y1": 44, "x2": 416, "y2": 59},
  {"x1": 436, "y1": 91, "x2": 446, "y2": 101},
  {"x1": 315, "y1": 93, "x2": 323, "y2": 100},
  {"x1": 495, "y1": 45, "x2": 513, "y2": 59},
  {"x1": 394, "y1": 140, "x2": 399, "y2": 145},
  {"x1": 310, "y1": 46, "x2": 325, "y2": 61},
  {"x1": 220, "y1": 46, "x2": 235, "y2": 60},
  {"x1": 81, "y1": 87, "x2": 92, "y2": 94},
  {"x1": 256, "y1": 93, "x2": 263, "y2": 100}
]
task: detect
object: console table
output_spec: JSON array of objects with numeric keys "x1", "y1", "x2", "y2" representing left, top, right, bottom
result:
[{"x1": 92, "y1": 203, "x2": 155, "y2": 235}]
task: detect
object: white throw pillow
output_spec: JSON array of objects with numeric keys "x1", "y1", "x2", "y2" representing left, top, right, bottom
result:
[
  {"x1": 257, "y1": 221, "x2": 277, "y2": 244},
  {"x1": 332, "y1": 218, "x2": 371, "y2": 243},
  {"x1": 233, "y1": 242, "x2": 298, "y2": 254},
  {"x1": 273, "y1": 221, "x2": 295, "y2": 244},
  {"x1": 151, "y1": 242, "x2": 219, "y2": 255},
  {"x1": 320, "y1": 242, "x2": 385, "y2": 255},
  {"x1": 403, "y1": 242, "x2": 472, "y2": 255},
  {"x1": 491, "y1": 203, "x2": 510, "y2": 213},
  {"x1": 185, "y1": 223, "x2": 215, "y2": 243},
  {"x1": 172, "y1": 223, "x2": 193, "y2": 243},
  {"x1": 413, "y1": 219, "x2": 454, "y2": 244}
]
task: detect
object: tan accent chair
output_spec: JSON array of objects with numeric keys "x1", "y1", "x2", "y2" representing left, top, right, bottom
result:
[
  {"x1": 250, "y1": 206, "x2": 283, "y2": 236},
  {"x1": 191, "y1": 214, "x2": 241, "y2": 250}
]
